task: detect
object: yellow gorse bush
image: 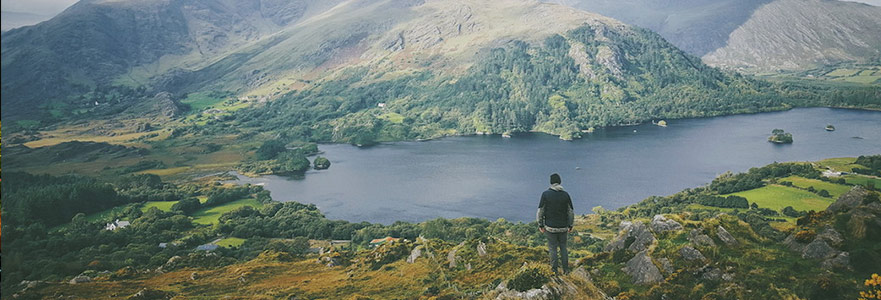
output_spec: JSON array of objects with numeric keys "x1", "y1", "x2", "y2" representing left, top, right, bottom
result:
[{"x1": 860, "y1": 273, "x2": 881, "y2": 300}]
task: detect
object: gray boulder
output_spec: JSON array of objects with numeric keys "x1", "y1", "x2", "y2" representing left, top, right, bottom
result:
[
  {"x1": 816, "y1": 226, "x2": 844, "y2": 246},
  {"x1": 802, "y1": 239, "x2": 838, "y2": 259},
  {"x1": 650, "y1": 215, "x2": 683, "y2": 233},
  {"x1": 688, "y1": 229, "x2": 716, "y2": 247},
  {"x1": 679, "y1": 246, "x2": 707, "y2": 261},
  {"x1": 716, "y1": 226, "x2": 738, "y2": 245},
  {"x1": 605, "y1": 221, "x2": 656, "y2": 252},
  {"x1": 622, "y1": 251, "x2": 664, "y2": 285},
  {"x1": 821, "y1": 252, "x2": 851, "y2": 270}
]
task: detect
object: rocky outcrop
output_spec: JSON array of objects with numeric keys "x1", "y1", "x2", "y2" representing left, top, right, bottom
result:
[
  {"x1": 802, "y1": 239, "x2": 837, "y2": 259},
  {"x1": 827, "y1": 186, "x2": 871, "y2": 213},
  {"x1": 650, "y1": 215, "x2": 683, "y2": 233},
  {"x1": 679, "y1": 246, "x2": 707, "y2": 262},
  {"x1": 688, "y1": 229, "x2": 716, "y2": 248},
  {"x1": 622, "y1": 251, "x2": 663, "y2": 285},
  {"x1": 716, "y1": 226, "x2": 737, "y2": 245},
  {"x1": 152, "y1": 92, "x2": 182, "y2": 119},
  {"x1": 605, "y1": 221, "x2": 656, "y2": 252},
  {"x1": 782, "y1": 234, "x2": 806, "y2": 252}
]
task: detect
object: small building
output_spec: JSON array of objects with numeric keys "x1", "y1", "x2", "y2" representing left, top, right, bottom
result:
[
  {"x1": 377, "y1": 103, "x2": 386, "y2": 108},
  {"x1": 104, "y1": 219, "x2": 131, "y2": 231},
  {"x1": 369, "y1": 237, "x2": 399, "y2": 247}
]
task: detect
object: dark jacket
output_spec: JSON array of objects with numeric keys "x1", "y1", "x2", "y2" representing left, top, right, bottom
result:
[{"x1": 537, "y1": 185, "x2": 574, "y2": 229}]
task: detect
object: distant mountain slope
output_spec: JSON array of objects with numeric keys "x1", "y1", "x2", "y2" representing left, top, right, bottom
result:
[
  {"x1": 543, "y1": 0, "x2": 774, "y2": 56},
  {"x1": 703, "y1": 0, "x2": 881, "y2": 72},
  {"x1": 0, "y1": 0, "x2": 344, "y2": 119},
  {"x1": 0, "y1": 11, "x2": 52, "y2": 31},
  {"x1": 544, "y1": 0, "x2": 881, "y2": 72}
]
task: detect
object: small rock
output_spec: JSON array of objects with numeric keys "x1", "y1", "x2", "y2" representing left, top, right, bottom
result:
[
  {"x1": 650, "y1": 215, "x2": 683, "y2": 233},
  {"x1": 127, "y1": 288, "x2": 175, "y2": 300},
  {"x1": 657, "y1": 257, "x2": 674, "y2": 275},
  {"x1": 190, "y1": 272, "x2": 200, "y2": 280},
  {"x1": 688, "y1": 229, "x2": 716, "y2": 247},
  {"x1": 477, "y1": 241, "x2": 488, "y2": 257},
  {"x1": 407, "y1": 245, "x2": 422, "y2": 263},
  {"x1": 722, "y1": 273, "x2": 735, "y2": 281},
  {"x1": 622, "y1": 250, "x2": 663, "y2": 285},
  {"x1": 699, "y1": 266, "x2": 722, "y2": 281},
  {"x1": 605, "y1": 221, "x2": 656, "y2": 252},
  {"x1": 716, "y1": 226, "x2": 737, "y2": 245},
  {"x1": 69, "y1": 276, "x2": 91, "y2": 284},
  {"x1": 679, "y1": 246, "x2": 706, "y2": 261}
]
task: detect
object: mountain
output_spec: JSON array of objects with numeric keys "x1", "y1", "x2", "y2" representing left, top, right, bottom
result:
[
  {"x1": 0, "y1": 11, "x2": 52, "y2": 31},
  {"x1": 544, "y1": 0, "x2": 881, "y2": 72},
  {"x1": 2, "y1": 0, "x2": 878, "y2": 139},
  {"x1": 703, "y1": 0, "x2": 881, "y2": 72},
  {"x1": 1, "y1": 0, "x2": 345, "y2": 119},
  {"x1": 543, "y1": 0, "x2": 774, "y2": 57}
]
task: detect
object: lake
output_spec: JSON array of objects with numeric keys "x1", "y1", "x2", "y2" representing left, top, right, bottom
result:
[{"x1": 230, "y1": 108, "x2": 881, "y2": 224}]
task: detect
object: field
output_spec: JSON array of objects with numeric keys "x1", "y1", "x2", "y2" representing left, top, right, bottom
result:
[
  {"x1": 729, "y1": 184, "x2": 835, "y2": 212},
  {"x1": 844, "y1": 175, "x2": 881, "y2": 188},
  {"x1": 817, "y1": 157, "x2": 863, "y2": 172},
  {"x1": 180, "y1": 92, "x2": 228, "y2": 112},
  {"x1": 779, "y1": 176, "x2": 852, "y2": 198},
  {"x1": 216, "y1": 237, "x2": 247, "y2": 248},
  {"x1": 141, "y1": 200, "x2": 179, "y2": 212},
  {"x1": 192, "y1": 198, "x2": 263, "y2": 225}
]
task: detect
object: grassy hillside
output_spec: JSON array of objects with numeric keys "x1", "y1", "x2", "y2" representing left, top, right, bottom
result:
[{"x1": 4, "y1": 156, "x2": 881, "y2": 299}]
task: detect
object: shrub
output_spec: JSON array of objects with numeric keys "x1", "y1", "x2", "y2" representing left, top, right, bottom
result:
[
  {"x1": 507, "y1": 264, "x2": 552, "y2": 292},
  {"x1": 794, "y1": 229, "x2": 816, "y2": 243}
]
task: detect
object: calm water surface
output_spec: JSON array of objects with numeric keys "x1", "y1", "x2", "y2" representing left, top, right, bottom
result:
[{"x1": 231, "y1": 108, "x2": 881, "y2": 224}]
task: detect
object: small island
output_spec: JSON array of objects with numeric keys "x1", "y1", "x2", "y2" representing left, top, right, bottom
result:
[
  {"x1": 313, "y1": 156, "x2": 331, "y2": 170},
  {"x1": 825, "y1": 124, "x2": 835, "y2": 131},
  {"x1": 768, "y1": 128, "x2": 793, "y2": 144}
]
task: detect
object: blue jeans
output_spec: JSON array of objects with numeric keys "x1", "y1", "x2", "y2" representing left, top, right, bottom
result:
[{"x1": 545, "y1": 231, "x2": 569, "y2": 274}]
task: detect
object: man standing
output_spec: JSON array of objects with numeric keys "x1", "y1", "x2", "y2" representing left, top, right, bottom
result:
[{"x1": 537, "y1": 173, "x2": 574, "y2": 275}]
